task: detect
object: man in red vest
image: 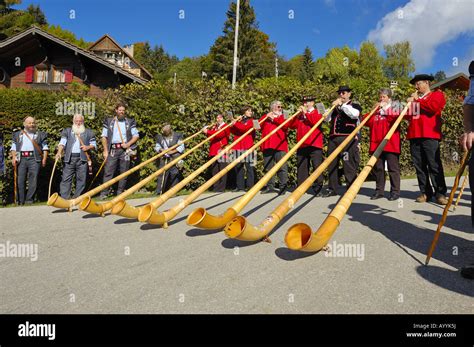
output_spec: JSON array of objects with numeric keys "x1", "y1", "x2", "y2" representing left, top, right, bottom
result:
[
  {"x1": 203, "y1": 114, "x2": 230, "y2": 192},
  {"x1": 406, "y1": 74, "x2": 447, "y2": 205},
  {"x1": 260, "y1": 100, "x2": 289, "y2": 195},
  {"x1": 363, "y1": 88, "x2": 401, "y2": 201},
  {"x1": 289, "y1": 96, "x2": 324, "y2": 195}
]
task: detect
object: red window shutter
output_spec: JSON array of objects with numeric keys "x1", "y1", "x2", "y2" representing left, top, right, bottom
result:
[
  {"x1": 25, "y1": 66, "x2": 34, "y2": 83},
  {"x1": 65, "y1": 69, "x2": 73, "y2": 83}
]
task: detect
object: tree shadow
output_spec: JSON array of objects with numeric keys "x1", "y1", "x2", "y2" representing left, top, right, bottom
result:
[
  {"x1": 342, "y1": 203, "x2": 471, "y2": 270},
  {"x1": 416, "y1": 265, "x2": 474, "y2": 297},
  {"x1": 412, "y1": 209, "x2": 473, "y2": 234}
]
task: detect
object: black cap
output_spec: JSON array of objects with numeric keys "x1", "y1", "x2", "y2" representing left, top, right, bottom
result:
[
  {"x1": 302, "y1": 95, "x2": 316, "y2": 102},
  {"x1": 469, "y1": 60, "x2": 474, "y2": 76},
  {"x1": 336, "y1": 85, "x2": 352, "y2": 93},
  {"x1": 409, "y1": 74, "x2": 434, "y2": 84}
]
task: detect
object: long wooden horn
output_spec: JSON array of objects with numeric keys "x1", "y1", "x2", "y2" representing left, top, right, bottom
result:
[
  {"x1": 453, "y1": 169, "x2": 468, "y2": 211},
  {"x1": 48, "y1": 156, "x2": 60, "y2": 199},
  {"x1": 112, "y1": 114, "x2": 274, "y2": 219},
  {"x1": 223, "y1": 104, "x2": 380, "y2": 242},
  {"x1": 138, "y1": 111, "x2": 302, "y2": 227},
  {"x1": 284, "y1": 102, "x2": 411, "y2": 252},
  {"x1": 79, "y1": 122, "x2": 234, "y2": 216},
  {"x1": 187, "y1": 105, "x2": 335, "y2": 230},
  {"x1": 47, "y1": 127, "x2": 204, "y2": 210},
  {"x1": 425, "y1": 150, "x2": 471, "y2": 265}
]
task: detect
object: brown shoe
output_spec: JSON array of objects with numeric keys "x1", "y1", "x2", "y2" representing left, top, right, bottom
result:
[
  {"x1": 415, "y1": 194, "x2": 428, "y2": 203},
  {"x1": 436, "y1": 195, "x2": 448, "y2": 205}
]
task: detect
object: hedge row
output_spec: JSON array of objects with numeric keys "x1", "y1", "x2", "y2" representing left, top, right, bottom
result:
[{"x1": 0, "y1": 77, "x2": 465, "y2": 204}]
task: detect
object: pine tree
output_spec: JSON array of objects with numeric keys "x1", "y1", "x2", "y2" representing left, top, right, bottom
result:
[{"x1": 208, "y1": 0, "x2": 276, "y2": 81}]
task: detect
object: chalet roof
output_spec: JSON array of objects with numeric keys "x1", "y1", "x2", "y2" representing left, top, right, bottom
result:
[
  {"x1": 0, "y1": 26, "x2": 149, "y2": 84},
  {"x1": 88, "y1": 34, "x2": 153, "y2": 79},
  {"x1": 431, "y1": 73, "x2": 470, "y2": 91}
]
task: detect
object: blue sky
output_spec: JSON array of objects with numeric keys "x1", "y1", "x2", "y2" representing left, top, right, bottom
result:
[{"x1": 15, "y1": 0, "x2": 474, "y2": 76}]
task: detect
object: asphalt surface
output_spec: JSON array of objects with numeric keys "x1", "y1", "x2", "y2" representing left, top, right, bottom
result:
[{"x1": 1, "y1": 178, "x2": 473, "y2": 313}]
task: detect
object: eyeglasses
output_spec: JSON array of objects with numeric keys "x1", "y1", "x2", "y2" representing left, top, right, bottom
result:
[
  {"x1": 338, "y1": 91, "x2": 347, "y2": 95},
  {"x1": 277, "y1": 106, "x2": 282, "y2": 108}
]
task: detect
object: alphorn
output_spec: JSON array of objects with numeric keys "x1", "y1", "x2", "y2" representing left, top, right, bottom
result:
[
  {"x1": 284, "y1": 102, "x2": 411, "y2": 252},
  {"x1": 79, "y1": 122, "x2": 234, "y2": 216},
  {"x1": 111, "y1": 115, "x2": 273, "y2": 219},
  {"x1": 453, "y1": 169, "x2": 468, "y2": 211},
  {"x1": 138, "y1": 111, "x2": 302, "y2": 227},
  {"x1": 425, "y1": 150, "x2": 471, "y2": 265},
  {"x1": 223, "y1": 104, "x2": 380, "y2": 242},
  {"x1": 48, "y1": 156, "x2": 60, "y2": 198},
  {"x1": 47, "y1": 127, "x2": 204, "y2": 210},
  {"x1": 187, "y1": 105, "x2": 335, "y2": 230}
]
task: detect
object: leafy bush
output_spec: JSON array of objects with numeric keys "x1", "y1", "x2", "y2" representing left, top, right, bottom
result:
[{"x1": 0, "y1": 78, "x2": 466, "y2": 205}]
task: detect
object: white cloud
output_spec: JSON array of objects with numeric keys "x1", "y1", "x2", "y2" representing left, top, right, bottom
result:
[
  {"x1": 367, "y1": 0, "x2": 474, "y2": 70},
  {"x1": 446, "y1": 45, "x2": 474, "y2": 76}
]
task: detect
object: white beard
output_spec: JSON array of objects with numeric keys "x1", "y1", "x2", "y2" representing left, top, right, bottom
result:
[{"x1": 72, "y1": 124, "x2": 85, "y2": 135}]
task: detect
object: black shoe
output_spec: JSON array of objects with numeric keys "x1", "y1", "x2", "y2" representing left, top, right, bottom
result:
[
  {"x1": 278, "y1": 184, "x2": 288, "y2": 195},
  {"x1": 370, "y1": 193, "x2": 384, "y2": 200},
  {"x1": 261, "y1": 187, "x2": 278, "y2": 194},
  {"x1": 460, "y1": 264, "x2": 474, "y2": 279},
  {"x1": 312, "y1": 185, "x2": 323, "y2": 196},
  {"x1": 322, "y1": 189, "x2": 337, "y2": 198},
  {"x1": 388, "y1": 194, "x2": 400, "y2": 201}
]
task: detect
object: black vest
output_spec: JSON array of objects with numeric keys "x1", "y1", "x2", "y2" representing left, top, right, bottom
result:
[
  {"x1": 12, "y1": 130, "x2": 48, "y2": 162},
  {"x1": 329, "y1": 101, "x2": 363, "y2": 136},
  {"x1": 156, "y1": 132, "x2": 183, "y2": 159},
  {"x1": 103, "y1": 117, "x2": 138, "y2": 150}
]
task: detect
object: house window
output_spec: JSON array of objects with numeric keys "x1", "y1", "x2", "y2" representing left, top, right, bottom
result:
[
  {"x1": 34, "y1": 68, "x2": 48, "y2": 83},
  {"x1": 53, "y1": 67, "x2": 66, "y2": 83}
]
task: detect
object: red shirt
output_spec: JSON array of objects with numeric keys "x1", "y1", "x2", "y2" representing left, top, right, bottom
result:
[
  {"x1": 259, "y1": 114, "x2": 288, "y2": 152},
  {"x1": 206, "y1": 123, "x2": 230, "y2": 156},
  {"x1": 288, "y1": 108, "x2": 324, "y2": 149},
  {"x1": 230, "y1": 118, "x2": 255, "y2": 150},
  {"x1": 406, "y1": 90, "x2": 446, "y2": 140},
  {"x1": 363, "y1": 105, "x2": 400, "y2": 154}
]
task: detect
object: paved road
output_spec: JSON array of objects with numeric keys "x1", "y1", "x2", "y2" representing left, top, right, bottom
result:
[{"x1": 1, "y1": 178, "x2": 473, "y2": 313}]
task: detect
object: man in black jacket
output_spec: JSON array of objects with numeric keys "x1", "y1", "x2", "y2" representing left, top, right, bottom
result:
[
  {"x1": 10, "y1": 116, "x2": 49, "y2": 204},
  {"x1": 323, "y1": 85, "x2": 363, "y2": 197},
  {"x1": 99, "y1": 103, "x2": 139, "y2": 198},
  {"x1": 56, "y1": 114, "x2": 96, "y2": 199}
]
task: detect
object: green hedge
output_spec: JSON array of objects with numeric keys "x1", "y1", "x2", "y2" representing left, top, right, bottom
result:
[{"x1": 0, "y1": 77, "x2": 465, "y2": 205}]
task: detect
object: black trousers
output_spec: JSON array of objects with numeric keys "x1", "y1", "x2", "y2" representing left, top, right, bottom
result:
[
  {"x1": 60, "y1": 156, "x2": 88, "y2": 199},
  {"x1": 327, "y1": 136, "x2": 360, "y2": 192},
  {"x1": 156, "y1": 157, "x2": 182, "y2": 194},
  {"x1": 373, "y1": 152, "x2": 400, "y2": 195},
  {"x1": 101, "y1": 148, "x2": 131, "y2": 196},
  {"x1": 263, "y1": 149, "x2": 288, "y2": 188},
  {"x1": 210, "y1": 157, "x2": 228, "y2": 192},
  {"x1": 410, "y1": 138, "x2": 447, "y2": 198},
  {"x1": 234, "y1": 150, "x2": 255, "y2": 190},
  {"x1": 469, "y1": 152, "x2": 473, "y2": 226},
  {"x1": 17, "y1": 157, "x2": 40, "y2": 204},
  {"x1": 296, "y1": 146, "x2": 323, "y2": 187}
]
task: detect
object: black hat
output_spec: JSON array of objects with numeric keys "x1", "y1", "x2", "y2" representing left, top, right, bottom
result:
[
  {"x1": 469, "y1": 60, "x2": 474, "y2": 75},
  {"x1": 302, "y1": 95, "x2": 316, "y2": 102},
  {"x1": 409, "y1": 74, "x2": 434, "y2": 85},
  {"x1": 336, "y1": 85, "x2": 352, "y2": 93}
]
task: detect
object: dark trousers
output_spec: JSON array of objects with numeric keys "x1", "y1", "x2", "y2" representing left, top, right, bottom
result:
[
  {"x1": 410, "y1": 138, "x2": 447, "y2": 198},
  {"x1": 156, "y1": 157, "x2": 182, "y2": 194},
  {"x1": 469, "y1": 152, "x2": 473, "y2": 227},
  {"x1": 327, "y1": 136, "x2": 360, "y2": 192},
  {"x1": 296, "y1": 146, "x2": 323, "y2": 187},
  {"x1": 263, "y1": 149, "x2": 288, "y2": 188},
  {"x1": 234, "y1": 150, "x2": 255, "y2": 190},
  {"x1": 60, "y1": 156, "x2": 88, "y2": 199},
  {"x1": 373, "y1": 152, "x2": 400, "y2": 195},
  {"x1": 17, "y1": 157, "x2": 40, "y2": 204},
  {"x1": 210, "y1": 157, "x2": 228, "y2": 192},
  {"x1": 101, "y1": 148, "x2": 131, "y2": 196}
]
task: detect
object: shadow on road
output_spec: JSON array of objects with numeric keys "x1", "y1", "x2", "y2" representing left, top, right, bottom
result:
[{"x1": 416, "y1": 265, "x2": 474, "y2": 297}]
